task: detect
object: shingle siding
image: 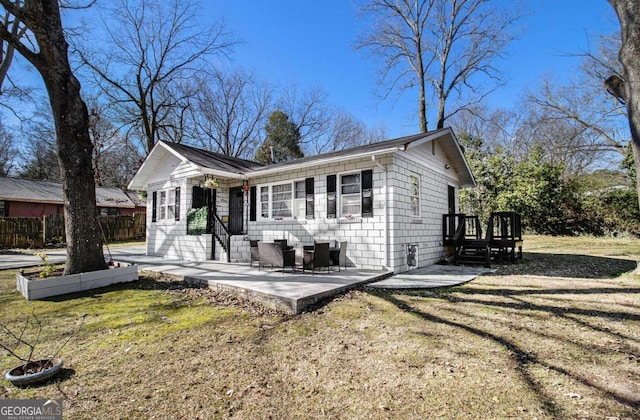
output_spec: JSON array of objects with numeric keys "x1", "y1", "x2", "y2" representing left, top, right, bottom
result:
[{"x1": 143, "y1": 134, "x2": 466, "y2": 272}]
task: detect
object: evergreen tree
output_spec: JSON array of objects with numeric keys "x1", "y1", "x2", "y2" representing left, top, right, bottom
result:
[{"x1": 255, "y1": 111, "x2": 303, "y2": 164}]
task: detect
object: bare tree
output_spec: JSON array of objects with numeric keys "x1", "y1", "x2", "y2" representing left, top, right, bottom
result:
[
  {"x1": 0, "y1": 118, "x2": 17, "y2": 175},
  {"x1": 17, "y1": 104, "x2": 60, "y2": 181},
  {"x1": 0, "y1": 5, "x2": 25, "y2": 95},
  {"x1": 312, "y1": 110, "x2": 386, "y2": 154},
  {"x1": 523, "y1": 30, "x2": 629, "y2": 175},
  {"x1": 358, "y1": 0, "x2": 522, "y2": 132},
  {"x1": 277, "y1": 85, "x2": 332, "y2": 149},
  {"x1": 86, "y1": 97, "x2": 142, "y2": 187},
  {"x1": 80, "y1": 0, "x2": 234, "y2": 153},
  {"x1": 0, "y1": 0, "x2": 106, "y2": 275},
  {"x1": 192, "y1": 69, "x2": 272, "y2": 158},
  {"x1": 608, "y1": 0, "x2": 640, "y2": 210}
]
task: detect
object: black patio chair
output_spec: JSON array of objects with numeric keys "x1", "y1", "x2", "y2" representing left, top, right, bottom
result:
[
  {"x1": 303, "y1": 242, "x2": 331, "y2": 275},
  {"x1": 258, "y1": 242, "x2": 296, "y2": 274},
  {"x1": 330, "y1": 241, "x2": 348, "y2": 271}
]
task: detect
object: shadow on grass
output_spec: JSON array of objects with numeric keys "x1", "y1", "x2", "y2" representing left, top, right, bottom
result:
[
  {"x1": 370, "y1": 289, "x2": 640, "y2": 417},
  {"x1": 492, "y1": 252, "x2": 637, "y2": 279}
]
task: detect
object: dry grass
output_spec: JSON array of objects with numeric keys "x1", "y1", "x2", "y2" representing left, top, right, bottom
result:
[{"x1": 0, "y1": 235, "x2": 639, "y2": 419}]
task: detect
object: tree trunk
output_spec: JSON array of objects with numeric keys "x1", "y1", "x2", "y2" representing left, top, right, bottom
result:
[
  {"x1": 609, "y1": 0, "x2": 640, "y2": 212},
  {"x1": 28, "y1": 1, "x2": 106, "y2": 274}
]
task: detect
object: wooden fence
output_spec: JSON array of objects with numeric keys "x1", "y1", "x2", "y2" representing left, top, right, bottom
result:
[{"x1": 0, "y1": 213, "x2": 146, "y2": 248}]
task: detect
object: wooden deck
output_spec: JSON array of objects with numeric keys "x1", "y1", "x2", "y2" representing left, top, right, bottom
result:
[{"x1": 443, "y1": 212, "x2": 523, "y2": 267}]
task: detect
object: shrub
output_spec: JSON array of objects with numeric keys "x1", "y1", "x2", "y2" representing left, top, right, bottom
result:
[{"x1": 187, "y1": 207, "x2": 208, "y2": 235}]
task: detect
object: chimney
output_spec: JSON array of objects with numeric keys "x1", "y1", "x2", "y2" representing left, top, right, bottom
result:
[{"x1": 270, "y1": 145, "x2": 275, "y2": 163}]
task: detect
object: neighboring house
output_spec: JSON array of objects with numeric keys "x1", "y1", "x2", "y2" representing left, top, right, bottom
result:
[
  {"x1": 128, "y1": 127, "x2": 475, "y2": 273},
  {"x1": 0, "y1": 177, "x2": 145, "y2": 218}
]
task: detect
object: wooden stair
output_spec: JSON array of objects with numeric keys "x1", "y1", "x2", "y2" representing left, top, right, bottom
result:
[{"x1": 443, "y1": 212, "x2": 523, "y2": 268}]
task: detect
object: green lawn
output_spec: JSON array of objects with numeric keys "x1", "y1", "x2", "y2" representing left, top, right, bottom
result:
[{"x1": 0, "y1": 235, "x2": 639, "y2": 419}]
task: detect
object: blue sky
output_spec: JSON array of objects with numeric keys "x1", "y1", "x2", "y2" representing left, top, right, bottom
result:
[{"x1": 207, "y1": 0, "x2": 618, "y2": 139}]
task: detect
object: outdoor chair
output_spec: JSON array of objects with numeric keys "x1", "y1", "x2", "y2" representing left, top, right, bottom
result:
[
  {"x1": 330, "y1": 241, "x2": 348, "y2": 271},
  {"x1": 258, "y1": 242, "x2": 296, "y2": 274},
  {"x1": 249, "y1": 240, "x2": 260, "y2": 267},
  {"x1": 303, "y1": 242, "x2": 331, "y2": 275}
]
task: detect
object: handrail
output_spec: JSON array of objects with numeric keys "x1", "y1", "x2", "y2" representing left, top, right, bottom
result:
[{"x1": 212, "y1": 213, "x2": 231, "y2": 262}]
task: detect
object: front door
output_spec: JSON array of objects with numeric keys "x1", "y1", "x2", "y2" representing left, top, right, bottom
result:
[
  {"x1": 448, "y1": 185, "x2": 456, "y2": 214},
  {"x1": 228, "y1": 187, "x2": 244, "y2": 234}
]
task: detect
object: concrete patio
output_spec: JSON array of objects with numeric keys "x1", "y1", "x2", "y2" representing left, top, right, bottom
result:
[{"x1": 2, "y1": 244, "x2": 492, "y2": 314}]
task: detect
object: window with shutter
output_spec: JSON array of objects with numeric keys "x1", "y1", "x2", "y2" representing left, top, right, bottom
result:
[
  {"x1": 305, "y1": 177, "x2": 314, "y2": 219},
  {"x1": 152, "y1": 191, "x2": 157, "y2": 222},
  {"x1": 249, "y1": 186, "x2": 257, "y2": 221},
  {"x1": 361, "y1": 169, "x2": 373, "y2": 217},
  {"x1": 175, "y1": 187, "x2": 181, "y2": 221},
  {"x1": 327, "y1": 175, "x2": 337, "y2": 219}
]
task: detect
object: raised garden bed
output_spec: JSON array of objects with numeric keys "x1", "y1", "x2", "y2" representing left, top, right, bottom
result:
[{"x1": 16, "y1": 262, "x2": 138, "y2": 300}]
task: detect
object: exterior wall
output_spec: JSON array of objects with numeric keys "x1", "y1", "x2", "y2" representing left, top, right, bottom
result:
[
  {"x1": 145, "y1": 175, "x2": 235, "y2": 261},
  {"x1": 144, "y1": 140, "x2": 465, "y2": 271},
  {"x1": 387, "y1": 141, "x2": 460, "y2": 272},
  {"x1": 245, "y1": 156, "x2": 389, "y2": 270},
  {"x1": 7, "y1": 201, "x2": 63, "y2": 218}
]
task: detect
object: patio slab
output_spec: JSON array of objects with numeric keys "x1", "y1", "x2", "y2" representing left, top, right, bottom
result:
[
  {"x1": 2, "y1": 245, "x2": 494, "y2": 314},
  {"x1": 101, "y1": 247, "x2": 393, "y2": 314},
  {"x1": 366, "y1": 264, "x2": 495, "y2": 289}
]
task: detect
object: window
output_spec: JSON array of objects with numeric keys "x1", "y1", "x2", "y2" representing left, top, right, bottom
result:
[
  {"x1": 327, "y1": 170, "x2": 373, "y2": 219},
  {"x1": 340, "y1": 173, "x2": 361, "y2": 216},
  {"x1": 409, "y1": 174, "x2": 420, "y2": 217},
  {"x1": 260, "y1": 186, "x2": 269, "y2": 218},
  {"x1": 294, "y1": 180, "x2": 306, "y2": 219},
  {"x1": 98, "y1": 208, "x2": 119, "y2": 217},
  {"x1": 157, "y1": 188, "x2": 176, "y2": 221},
  {"x1": 257, "y1": 179, "x2": 314, "y2": 220},
  {"x1": 272, "y1": 183, "x2": 292, "y2": 218},
  {"x1": 0, "y1": 200, "x2": 6, "y2": 217}
]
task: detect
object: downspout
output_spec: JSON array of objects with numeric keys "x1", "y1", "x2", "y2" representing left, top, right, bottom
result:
[{"x1": 372, "y1": 155, "x2": 389, "y2": 269}]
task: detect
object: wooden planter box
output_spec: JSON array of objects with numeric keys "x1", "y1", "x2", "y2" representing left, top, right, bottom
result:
[{"x1": 16, "y1": 262, "x2": 139, "y2": 300}]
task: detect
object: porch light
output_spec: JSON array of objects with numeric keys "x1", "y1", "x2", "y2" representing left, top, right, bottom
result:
[{"x1": 242, "y1": 180, "x2": 250, "y2": 192}]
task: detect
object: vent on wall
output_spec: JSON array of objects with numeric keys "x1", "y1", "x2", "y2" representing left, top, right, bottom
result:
[{"x1": 407, "y1": 243, "x2": 418, "y2": 267}]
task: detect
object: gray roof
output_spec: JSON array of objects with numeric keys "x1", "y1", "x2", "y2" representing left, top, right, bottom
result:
[
  {"x1": 0, "y1": 177, "x2": 136, "y2": 208},
  {"x1": 257, "y1": 131, "x2": 431, "y2": 170},
  {"x1": 161, "y1": 132, "x2": 430, "y2": 172},
  {"x1": 161, "y1": 142, "x2": 264, "y2": 173},
  {"x1": 129, "y1": 127, "x2": 475, "y2": 189}
]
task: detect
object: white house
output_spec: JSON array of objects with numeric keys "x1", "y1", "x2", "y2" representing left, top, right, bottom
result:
[{"x1": 128, "y1": 127, "x2": 475, "y2": 273}]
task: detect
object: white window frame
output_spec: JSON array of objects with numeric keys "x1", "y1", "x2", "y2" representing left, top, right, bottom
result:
[
  {"x1": 157, "y1": 188, "x2": 176, "y2": 221},
  {"x1": 258, "y1": 180, "x2": 305, "y2": 220},
  {"x1": 293, "y1": 180, "x2": 306, "y2": 219},
  {"x1": 339, "y1": 172, "x2": 361, "y2": 217},
  {"x1": 409, "y1": 173, "x2": 420, "y2": 218}
]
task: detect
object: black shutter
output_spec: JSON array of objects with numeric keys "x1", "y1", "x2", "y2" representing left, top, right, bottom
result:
[
  {"x1": 362, "y1": 169, "x2": 373, "y2": 217},
  {"x1": 305, "y1": 177, "x2": 314, "y2": 219},
  {"x1": 327, "y1": 174, "x2": 337, "y2": 219},
  {"x1": 192, "y1": 186, "x2": 204, "y2": 209},
  {"x1": 249, "y1": 186, "x2": 257, "y2": 221},
  {"x1": 174, "y1": 187, "x2": 181, "y2": 221},
  {"x1": 151, "y1": 191, "x2": 157, "y2": 222}
]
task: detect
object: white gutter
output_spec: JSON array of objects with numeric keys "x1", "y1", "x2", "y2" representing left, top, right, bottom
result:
[
  {"x1": 371, "y1": 155, "x2": 389, "y2": 269},
  {"x1": 248, "y1": 146, "x2": 403, "y2": 177}
]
